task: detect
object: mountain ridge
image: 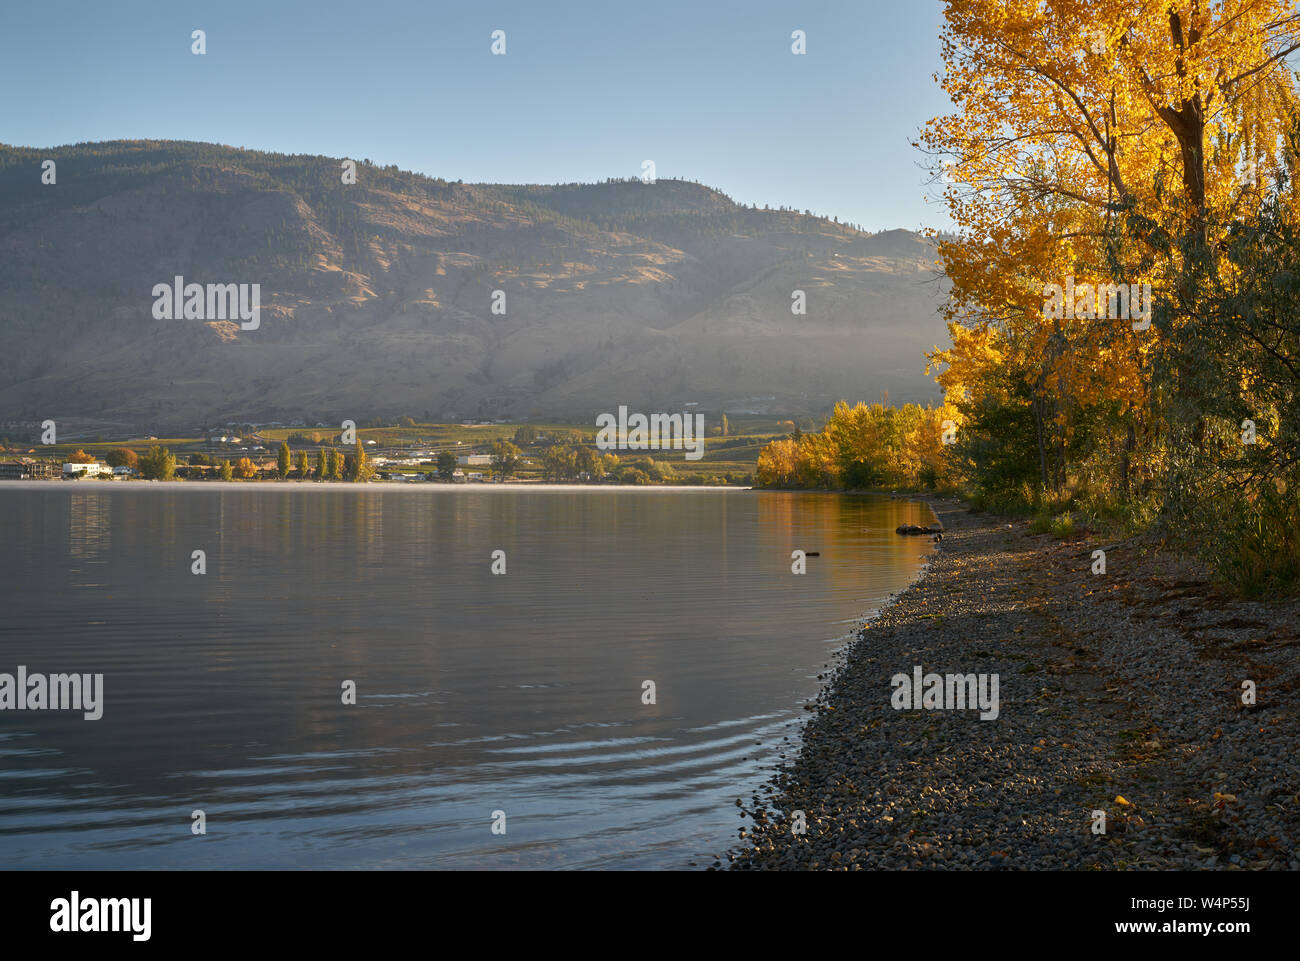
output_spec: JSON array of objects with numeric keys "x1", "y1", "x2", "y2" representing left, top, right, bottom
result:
[{"x1": 0, "y1": 140, "x2": 950, "y2": 432}]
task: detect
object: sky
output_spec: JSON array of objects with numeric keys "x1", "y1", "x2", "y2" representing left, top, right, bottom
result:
[{"x1": 0, "y1": 0, "x2": 954, "y2": 232}]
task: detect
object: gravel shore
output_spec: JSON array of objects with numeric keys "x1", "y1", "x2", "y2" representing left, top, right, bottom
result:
[{"x1": 727, "y1": 497, "x2": 1300, "y2": 870}]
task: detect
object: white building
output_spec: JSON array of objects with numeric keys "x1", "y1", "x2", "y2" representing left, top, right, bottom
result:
[{"x1": 63, "y1": 462, "x2": 108, "y2": 478}]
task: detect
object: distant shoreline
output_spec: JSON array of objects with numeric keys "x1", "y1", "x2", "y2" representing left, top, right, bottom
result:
[{"x1": 0, "y1": 480, "x2": 751, "y2": 493}]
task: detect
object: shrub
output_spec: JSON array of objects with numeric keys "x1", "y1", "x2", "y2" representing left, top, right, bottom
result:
[{"x1": 138, "y1": 446, "x2": 176, "y2": 480}]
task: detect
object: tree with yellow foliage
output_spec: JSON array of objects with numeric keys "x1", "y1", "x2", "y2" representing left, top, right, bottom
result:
[
  {"x1": 924, "y1": 0, "x2": 1300, "y2": 263},
  {"x1": 756, "y1": 438, "x2": 801, "y2": 488},
  {"x1": 920, "y1": 0, "x2": 1300, "y2": 501},
  {"x1": 756, "y1": 403, "x2": 959, "y2": 492}
]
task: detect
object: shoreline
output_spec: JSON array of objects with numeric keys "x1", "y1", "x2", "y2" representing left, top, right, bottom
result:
[
  {"x1": 0, "y1": 481, "x2": 934, "y2": 495},
  {"x1": 0, "y1": 480, "x2": 748, "y2": 493},
  {"x1": 727, "y1": 497, "x2": 1300, "y2": 870}
]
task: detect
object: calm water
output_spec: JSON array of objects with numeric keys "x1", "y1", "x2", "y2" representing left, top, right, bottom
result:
[{"x1": 0, "y1": 484, "x2": 933, "y2": 869}]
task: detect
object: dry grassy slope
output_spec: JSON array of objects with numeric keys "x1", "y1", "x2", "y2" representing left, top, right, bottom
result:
[{"x1": 0, "y1": 141, "x2": 950, "y2": 431}]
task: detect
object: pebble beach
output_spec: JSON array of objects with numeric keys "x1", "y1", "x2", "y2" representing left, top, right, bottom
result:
[{"x1": 726, "y1": 498, "x2": 1300, "y2": 870}]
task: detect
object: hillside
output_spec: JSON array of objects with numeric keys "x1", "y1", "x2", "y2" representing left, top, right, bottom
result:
[{"x1": 0, "y1": 140, "x2": 950, "y2": 433}]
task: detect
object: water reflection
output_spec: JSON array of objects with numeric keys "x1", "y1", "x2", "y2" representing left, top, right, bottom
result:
[{"x1": 0, "y1": 487, "x2": 933, "y2": 869}]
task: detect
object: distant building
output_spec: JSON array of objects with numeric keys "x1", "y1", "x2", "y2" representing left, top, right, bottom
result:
[
  {"x1": 63, "y1": 462, "x2": 109, "y2": 478},
  {"x1": 0, "y1": 459, "x2": 58, "y2": 480},
  {"x1": 457, "y1": 454, "x2": 493, "y2": 466}
]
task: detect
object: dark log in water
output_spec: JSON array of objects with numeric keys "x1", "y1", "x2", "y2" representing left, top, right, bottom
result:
[{"x1": 896, "y1": 524, "x2": 942, "y2": 535}]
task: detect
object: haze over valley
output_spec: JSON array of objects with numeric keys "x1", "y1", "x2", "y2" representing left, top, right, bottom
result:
[{"x1": 0, "y1": 141, "x2": 949, "y2": 433}]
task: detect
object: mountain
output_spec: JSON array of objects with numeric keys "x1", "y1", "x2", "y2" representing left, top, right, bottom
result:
[{"x1": 0, "y1": 140, "x2": 950, "y2": 433}]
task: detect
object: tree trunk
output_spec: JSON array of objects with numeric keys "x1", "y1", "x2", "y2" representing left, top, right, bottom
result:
[
  {"x1": 1034, "y1": 398, "x2": 1049, "y2": 492},
  {"x1": 1121, "y1": 419, "x2": 1135, "y2": 502},
  {"x1": 1164, "y1": 9, "x2": 1209, "y2": 253}
]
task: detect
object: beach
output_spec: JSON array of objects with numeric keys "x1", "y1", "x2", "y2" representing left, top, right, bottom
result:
[{"x1": 728, "y1": 498, "x2": 1300, "y2": 870}]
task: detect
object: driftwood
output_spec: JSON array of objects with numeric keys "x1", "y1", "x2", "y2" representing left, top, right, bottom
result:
[{"x1": 896, "y1": 524, "x2": 943, "y2": 535}]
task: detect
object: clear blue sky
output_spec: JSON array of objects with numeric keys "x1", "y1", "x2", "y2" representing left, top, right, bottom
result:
[{"x1": 1, "y1": 0, "x2": 952, "y2": 232}]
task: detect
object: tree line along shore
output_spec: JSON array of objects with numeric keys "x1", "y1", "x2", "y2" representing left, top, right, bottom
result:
[{"x1": 0, "y1": 418, "x2": 782, "y2": 486}]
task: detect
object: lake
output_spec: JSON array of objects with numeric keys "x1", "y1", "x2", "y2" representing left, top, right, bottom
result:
[{"x1": 0, "y1": 484, "x2": 934, "y2": 869}]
